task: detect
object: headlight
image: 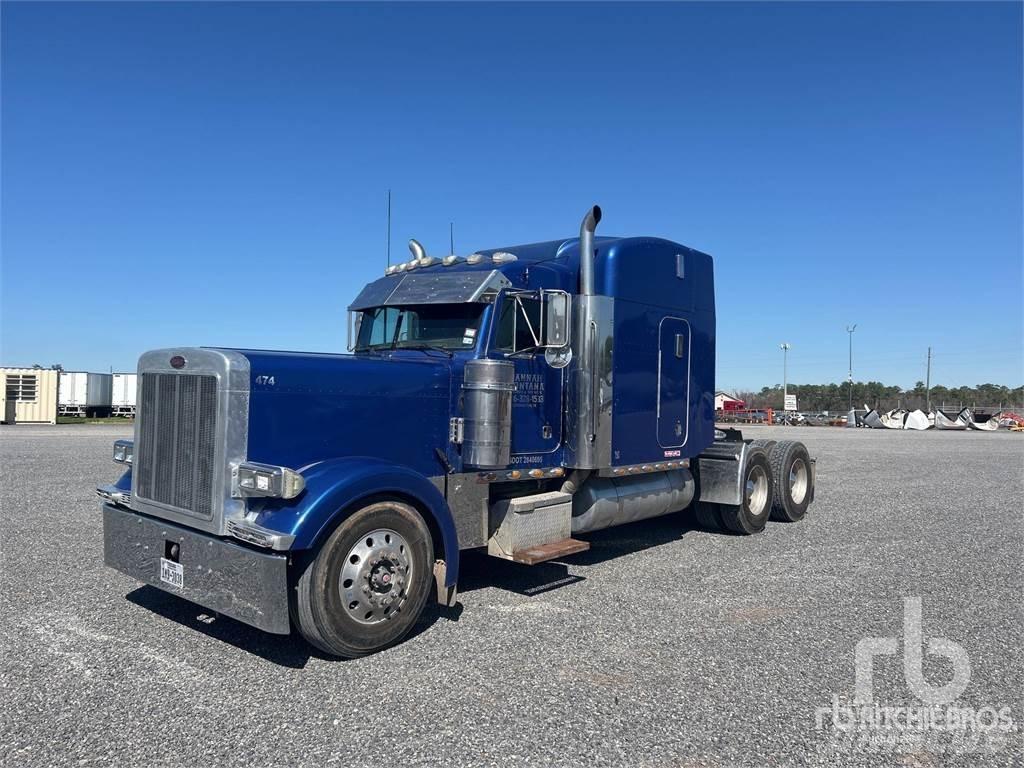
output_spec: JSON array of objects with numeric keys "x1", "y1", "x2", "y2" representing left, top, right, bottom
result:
[
  {"x1": 113, "y1": 439, "x2": 133, "y2": 464},
  {"x1": 234, "y1": 462, "x2": 305, "y2": 499}
]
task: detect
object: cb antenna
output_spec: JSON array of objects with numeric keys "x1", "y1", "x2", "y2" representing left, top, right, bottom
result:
[{"x1": 450, "y1": 222, "x2": 454, "y2": 254}]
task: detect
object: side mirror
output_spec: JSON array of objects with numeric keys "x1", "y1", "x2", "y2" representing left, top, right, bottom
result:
[
  {"x1": 496, "y1": 290, "x2": 571, "y2": 364},
  {"x1": 541, "y1": 290, "x2": 571, "y2": 349}
]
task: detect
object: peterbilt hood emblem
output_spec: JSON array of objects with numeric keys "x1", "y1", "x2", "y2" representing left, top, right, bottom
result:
[{"x1": 169, "y1": 355, "x2": 186, "y2": 369}]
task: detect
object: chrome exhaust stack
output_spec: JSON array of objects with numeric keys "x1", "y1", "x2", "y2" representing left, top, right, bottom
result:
[
  {"x1": 408, "y1": 239, "x2": 427, "y2": 262},
  {"x1": 579, "y1": 205, "x2": 602, "y2": 296},
  {"x1": 566, "y1": 205, "x2": 613, "y2": 470}
]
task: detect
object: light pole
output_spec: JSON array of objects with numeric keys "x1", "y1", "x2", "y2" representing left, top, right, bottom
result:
[
  {"x1": 780, "y1": 343, "x2": 791, "y2": 424},
  {"x1": 846, "y1": 324, "x2": 857, "y2": 411}
]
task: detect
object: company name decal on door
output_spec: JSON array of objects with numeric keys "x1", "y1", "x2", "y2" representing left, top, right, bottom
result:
[{"x1": 513, "y1": 373, "x2": 545, "y2": 406}]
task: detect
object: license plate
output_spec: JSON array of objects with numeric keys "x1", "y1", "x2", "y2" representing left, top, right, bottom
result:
[{"x1": 160, "y1": 557, "x2": 184, "y2": 588}]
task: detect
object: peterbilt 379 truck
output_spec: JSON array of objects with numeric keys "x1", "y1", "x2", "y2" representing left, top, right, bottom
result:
[{"x1": 99, "y1": 206, "x2": 815, "y2": 658}]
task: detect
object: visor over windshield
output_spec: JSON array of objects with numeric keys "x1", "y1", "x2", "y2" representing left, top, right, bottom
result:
[{"x1": 348, "y1": 269, "x2": 511, "y2": 312}]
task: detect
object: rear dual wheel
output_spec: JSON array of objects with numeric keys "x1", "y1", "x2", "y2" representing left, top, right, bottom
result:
[
  {"x1": 719, "y1": 450, "x2": 774, "y2": 534},
  {"x1": 696, "y1": 440, "x2": 813, "y2": 534},
  {"x1": 695, "y1": 449, "x2": 774, "y2": 535},
  {"x1": 293, "y1": 500, "x2": 434, "y2": 658},
  {"x1": 765, "y1": 440, "x2": 812, "y2": 522}
]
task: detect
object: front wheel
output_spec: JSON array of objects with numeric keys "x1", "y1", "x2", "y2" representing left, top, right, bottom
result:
[{"x1": 293, "y1": 500, "x2": 434, "y2": 658}]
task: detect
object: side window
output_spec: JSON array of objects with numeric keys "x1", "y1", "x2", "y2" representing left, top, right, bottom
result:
[
  {"x1": 363, "y1": 307, "x2": 400, "y2": 346},
  {"x1": 494, "y1": 296, "x2": 542, "y2": 352},
  {"x1": 494, "y1": 300, "x2": 515, "y2": 350}
]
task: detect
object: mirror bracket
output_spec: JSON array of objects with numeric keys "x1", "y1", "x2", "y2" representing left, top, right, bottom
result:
[{"x1": 494, "y1": 288, "x2": 573, "y2": 359}]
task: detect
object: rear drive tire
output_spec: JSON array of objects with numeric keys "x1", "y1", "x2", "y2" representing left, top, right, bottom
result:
[
  {"x1": 693, "y1": 501, "x2": 724, "y2": 531},
  {"x1": 749, "y1": 438, "x2": 776, "y2": 455},
  {"x1": 767, "y1": 440, "x2": 813, "y2": 522},
  {"x1": 718, "y1": 449, "x2": 774, "y2": 535},
  {"x1": 293, "y1": 500, "x2": 434, "y2": 658}
]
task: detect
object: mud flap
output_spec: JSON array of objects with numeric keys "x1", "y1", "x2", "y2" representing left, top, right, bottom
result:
[{"x1": 433, "y1": 560, "x2": 458, "y2": 608}]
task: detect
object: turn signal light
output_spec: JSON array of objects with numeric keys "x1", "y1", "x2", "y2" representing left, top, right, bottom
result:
[{"x1": 112, "y1": 439, "x2": 134, "y2": 465}]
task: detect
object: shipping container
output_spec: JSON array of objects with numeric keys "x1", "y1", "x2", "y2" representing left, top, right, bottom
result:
[
  {"x1": 58, "y1": 372, "x2": 113, "y2": 417},
  {"x1": 111, "y1": 373, "x2": 137, "y2": 417},
  {"x1": 1, "y1": 368, "x2": 58, "y2": 424}
]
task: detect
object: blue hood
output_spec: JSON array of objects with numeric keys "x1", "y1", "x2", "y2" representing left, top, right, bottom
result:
[{"x1": 232, "y1": 349, "x2": 452, "y2": 478}]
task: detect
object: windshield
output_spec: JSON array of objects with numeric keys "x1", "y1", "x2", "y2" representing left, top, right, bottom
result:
[{"x1": 355, "y1": 304, "x2": 486, "y2": 351}]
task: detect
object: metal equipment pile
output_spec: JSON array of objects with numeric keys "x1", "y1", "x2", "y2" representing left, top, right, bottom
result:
[{"x1": 847, "y1": 406, "x2": 1020, "y2": 431}]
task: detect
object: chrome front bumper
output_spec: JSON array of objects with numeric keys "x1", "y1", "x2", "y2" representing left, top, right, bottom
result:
[{"x1": 102, "y1": 504, "x2": 290, "y2": 634}]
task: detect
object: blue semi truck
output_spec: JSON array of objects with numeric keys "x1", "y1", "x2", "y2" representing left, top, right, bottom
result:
[{"x1": 99, "y1": 206, "x2": 815, "y2": 658}]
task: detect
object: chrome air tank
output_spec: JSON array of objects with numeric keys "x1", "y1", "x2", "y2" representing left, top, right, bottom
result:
[
  {"x1": 462, "y1": 359, "x2": 514, "y2": 469},
  {"x1": 570, "y1": 469, "x2": 695, "y2": 534}
]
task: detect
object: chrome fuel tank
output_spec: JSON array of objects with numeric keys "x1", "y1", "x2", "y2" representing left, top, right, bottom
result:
[{"x1": 571, "y1": 469, "x2": 695, "y2": 534}]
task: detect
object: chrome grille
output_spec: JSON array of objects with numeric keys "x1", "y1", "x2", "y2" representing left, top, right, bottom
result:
[{"x1": 136, "y1": 373, "x2": 218, "y2": 518}]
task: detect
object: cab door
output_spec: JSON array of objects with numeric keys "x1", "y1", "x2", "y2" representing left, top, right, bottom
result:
[
  {"x1": 658, "y1": 317, "x2": 691, "y2": 447},
  {"x1": 491, "y1": 293, "x2": 563, "y2": 459}
]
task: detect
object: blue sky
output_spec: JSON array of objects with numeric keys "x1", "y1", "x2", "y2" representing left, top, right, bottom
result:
[{"x1": 2, "y1": 2, "x2": 1021, "y2": 392}]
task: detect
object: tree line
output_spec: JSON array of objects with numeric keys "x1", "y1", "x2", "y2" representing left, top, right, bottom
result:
[{"x1": 732, "y1": 382, "x2": 1024, "y2": 414}]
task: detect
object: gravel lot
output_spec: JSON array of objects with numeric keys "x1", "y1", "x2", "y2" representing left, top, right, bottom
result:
[{"x1": 2, "y1": 424, "x2": 1021, "y2": 767}]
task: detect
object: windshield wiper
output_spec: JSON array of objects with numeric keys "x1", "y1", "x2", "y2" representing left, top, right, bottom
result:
[{"x1": 394, "y1": 344, "x2": 454, "y2": 358}]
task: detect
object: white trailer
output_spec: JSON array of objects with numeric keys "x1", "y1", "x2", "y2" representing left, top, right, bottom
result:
[
  {"x1": 111, "y1": 373, "x2": 137, "y2": 417},
  {"x1": 58, "y1": 372, "x2": 113, "y2": 417}
]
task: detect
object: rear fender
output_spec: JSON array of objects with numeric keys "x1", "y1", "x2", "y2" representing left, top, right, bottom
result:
[{"x1": 253, "y1": 457, "x2": 459, "y2": 586}]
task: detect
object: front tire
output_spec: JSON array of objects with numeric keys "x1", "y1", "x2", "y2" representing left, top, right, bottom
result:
[{"x1": 293, "y1": 500, "x2": 434, "y2": 658}]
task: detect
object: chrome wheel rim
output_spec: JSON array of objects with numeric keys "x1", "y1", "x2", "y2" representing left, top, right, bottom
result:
[
  {"x1": 745, "y1": 465, "x2": 769, "y2": 516},
  {"x1": 789, "y1": 458, "x2": 808, "y2": 505},
  {"x1": 339, "y1": 528, "x2": 412, "y2": 626}
]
